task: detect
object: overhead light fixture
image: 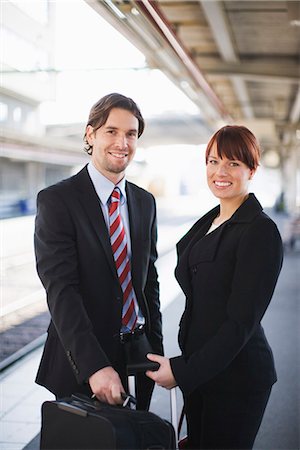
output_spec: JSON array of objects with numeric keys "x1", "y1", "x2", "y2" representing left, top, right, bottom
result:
[
  {"x1": 261, "y1": 150, "x2": 280, "y2": 169},
  {"x1": 131, "y1": 7, "x2": 139, "y2": 16},
  {"x1": 180, "y1": 80, "x2": 189, "y2": 89},
  {"x1": 103, "y1": 0, "x2": 126, "y2": 19},
  {"x1": 290, "y1": 20, "x2": 300, "y2": 26},
  {"x1": 287, "y1": 1, "x2": 300, "y2": 26}
]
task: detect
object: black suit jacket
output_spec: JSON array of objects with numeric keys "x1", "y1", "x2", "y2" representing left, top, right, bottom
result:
[
  {"x1": 35, "y1": 166, "x2": 163, "y2": 397},
  {"x1": 170, "y1": 194, "x2": 283, "y2": 397}
]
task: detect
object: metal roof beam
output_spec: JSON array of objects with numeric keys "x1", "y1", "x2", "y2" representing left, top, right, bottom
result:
[
  {"x1": 200, "y1": 0, "x2": 253, "y2": 119},
  {"x1": 135, "y1": 0, "x2": 230, "y2": 120},
  {"x1": 290, "y1": 86, "x2": 300, "y2": 123},
  {"x1": 85, "y1": 0, "x2": 231, "y2": 123},
  {"x1": 202, "y1": 61, "x2": 300, "y2": 84}
]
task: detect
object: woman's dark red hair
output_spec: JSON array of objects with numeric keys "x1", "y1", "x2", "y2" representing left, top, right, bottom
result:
[{"x1": 205, "y1": 125, "x2": 261, "y2": 170}]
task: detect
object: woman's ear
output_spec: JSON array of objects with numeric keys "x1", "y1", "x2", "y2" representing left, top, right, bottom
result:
[{"x1": 249, "y1": 168, "x2": 256, "y2": 180}]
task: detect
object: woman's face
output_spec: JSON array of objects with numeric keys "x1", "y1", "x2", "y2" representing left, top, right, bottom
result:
[{"x1": 206, "y1": 142, "x2": 255, "y2": 202}]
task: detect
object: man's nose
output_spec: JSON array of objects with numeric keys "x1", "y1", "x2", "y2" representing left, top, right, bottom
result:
[{"x1": 115, "y1": 135, "x2": 128, "y2": 149}]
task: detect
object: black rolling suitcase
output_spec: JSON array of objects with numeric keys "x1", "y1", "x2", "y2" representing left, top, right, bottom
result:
[
  {"x1": 40, "y1": 392, "x2": 176, "y2": 450},
  {"x1": 40, "y1": 339, "x2": 179, "y2": 450}
]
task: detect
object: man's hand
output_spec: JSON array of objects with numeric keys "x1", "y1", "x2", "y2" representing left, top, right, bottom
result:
[
  {"x1": 89, "y1": 366, "x2": 125, "y2": 405},
  {"x1": 146, "y1": 354, "x2": 177, "y2": 389}
]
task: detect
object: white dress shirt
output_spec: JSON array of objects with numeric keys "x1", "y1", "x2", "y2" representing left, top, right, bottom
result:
[
  {"x1": 87, "y1": 162, "x2": 145, "y2": 330},
  {"x1": 87, "y1": 161, "x2": 132, "y2": 255}
]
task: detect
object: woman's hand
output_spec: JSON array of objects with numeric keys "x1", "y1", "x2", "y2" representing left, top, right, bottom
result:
[{"x1": 146, "y1": 354, "x2": 177, "y2": 389}]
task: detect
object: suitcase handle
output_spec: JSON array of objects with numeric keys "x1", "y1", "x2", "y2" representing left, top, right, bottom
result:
[
  {"x1": 126, "y1": 360, "x2": 160, "y2": 375},
  {"x1": 74, "y1": 392, "x2": 136, "y2": 409},
  {"x1": 58, "y1": 402, "x2": 88, "y2": 417},
  {"x1": 121, "y1": 392, "x2": 136, "y2": 407}
]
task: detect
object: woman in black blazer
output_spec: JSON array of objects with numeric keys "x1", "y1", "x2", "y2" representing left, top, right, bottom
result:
[{"x1": 147, "y1": 125, "x2": 283, "y2": 449}]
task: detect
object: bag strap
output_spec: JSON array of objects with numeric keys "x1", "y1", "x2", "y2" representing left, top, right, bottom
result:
[{"x1": 178, "y1": 405, "x2": 185, "y2": 434}]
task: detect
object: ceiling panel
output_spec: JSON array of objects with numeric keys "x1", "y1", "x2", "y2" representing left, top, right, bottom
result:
[{"x1": 86, "y1": 0, "x2": 300, "y2": 154}]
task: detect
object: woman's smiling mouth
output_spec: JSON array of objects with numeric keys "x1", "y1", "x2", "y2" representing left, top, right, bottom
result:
[{"x1": 214, "y1": 181, "x2": 232, "y2": 187}]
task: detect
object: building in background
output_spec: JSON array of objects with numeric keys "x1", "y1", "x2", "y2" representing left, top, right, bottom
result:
[
  {"x1": 0, "y1": 1, "x2": 87, "y2": 218},
  {"x1": 1, "y1": 0, "x2": 298, "y2": 219}
]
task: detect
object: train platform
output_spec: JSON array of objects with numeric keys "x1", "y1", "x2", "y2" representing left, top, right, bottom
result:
[{"x1": 1, "y1": 196, "x2": 299, "y2": 450}]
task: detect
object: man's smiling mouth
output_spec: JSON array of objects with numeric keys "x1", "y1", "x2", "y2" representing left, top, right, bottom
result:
[{"x1": 109, "y1": 152, "x2": 128, "y2": 159}]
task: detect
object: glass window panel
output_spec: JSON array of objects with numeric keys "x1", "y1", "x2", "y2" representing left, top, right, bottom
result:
[{"x1": 10, "y1": 0, "x2": 48, "y2": 24}]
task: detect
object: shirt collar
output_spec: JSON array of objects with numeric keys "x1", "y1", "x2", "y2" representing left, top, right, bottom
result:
[{"x1": 87, "y1": 162, "x2": 127, "y2": 205}]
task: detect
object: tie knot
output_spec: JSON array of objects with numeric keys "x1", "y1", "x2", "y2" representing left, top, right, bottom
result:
[{"x1": 111, "y1": 187, "x2": 121, "y2": 203}]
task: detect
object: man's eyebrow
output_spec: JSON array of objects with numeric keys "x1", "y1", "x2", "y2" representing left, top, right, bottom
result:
[{"x1": 104, "y1": 125, "x2": 138, "y2": 133}]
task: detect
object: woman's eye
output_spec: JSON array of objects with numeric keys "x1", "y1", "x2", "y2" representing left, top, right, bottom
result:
[
  {"x1": 230, "y1": 162, "x2": 239, "y2": 167},
  {"x1": 209, "y1": 159, "x2": 217, "y2": 164}
]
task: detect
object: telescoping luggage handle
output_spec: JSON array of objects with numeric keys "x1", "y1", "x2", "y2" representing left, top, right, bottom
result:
[
  {"x1": 126, "y1": 362, "x2": 179, "y2": 448},
  {"x1": 91, "y1": 392, "x2": 136, "y2": 408},
  {"x1": 126, "y1": 359, "x2": 159, "y2": 410}
]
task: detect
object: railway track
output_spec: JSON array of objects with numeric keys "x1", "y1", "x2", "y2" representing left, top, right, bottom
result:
[
  {"x1": 0, "y1": 211, "x2": 198, "y2": 373},
  {"x1": 0, "y1": 300, "x2": 50, "y2": 371}
]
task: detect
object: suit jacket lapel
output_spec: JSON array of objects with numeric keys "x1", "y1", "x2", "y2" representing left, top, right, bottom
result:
[
  {"x1": 176, "y1": 206, "x2": 219, "y2": 298},
  {"x1": 73, "y1": 166, "x2": 117, "y2": 279},
  {"x1": 126, "y1": 182, "x2": 142, "y2": 288},
  {"x1": 176, "y1": 193, "x2": 263, "y2": 297}
]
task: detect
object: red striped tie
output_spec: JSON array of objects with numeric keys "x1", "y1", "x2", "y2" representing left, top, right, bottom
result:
[{"x1": 109, "y1": 187, "x2": 138, "y2": 332}]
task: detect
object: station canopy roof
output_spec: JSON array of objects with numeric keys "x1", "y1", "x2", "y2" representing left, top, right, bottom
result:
[{"x1": 86, "y1": 0, "x2": 300, "y2": 163}]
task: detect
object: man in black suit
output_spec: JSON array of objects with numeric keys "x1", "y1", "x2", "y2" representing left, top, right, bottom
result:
[{"x1": 34, "y1": 93, "x2": 163, "y2": 410}]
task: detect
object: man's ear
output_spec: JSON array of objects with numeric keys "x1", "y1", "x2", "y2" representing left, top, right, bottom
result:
[{"x1": 85, "y1": 125, "x2": 94, "y2": 145}]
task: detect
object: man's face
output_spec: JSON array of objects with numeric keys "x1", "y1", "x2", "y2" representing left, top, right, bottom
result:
[{"x1": 86, "y1": 108, "x2": 139, "y2": 183}]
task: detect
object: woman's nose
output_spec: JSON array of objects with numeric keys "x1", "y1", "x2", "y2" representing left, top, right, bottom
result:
[{"x1": 216, "y1": 164, "x2": 228, "y2": 176}]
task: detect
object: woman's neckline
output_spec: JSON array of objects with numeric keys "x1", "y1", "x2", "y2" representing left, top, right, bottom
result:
[
  {"x1": 214, "y1": 193, "x2": 250, "y2": 225},
  {"x1": 212, "y1": 214, "x2": 229, "y2": 226}
]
